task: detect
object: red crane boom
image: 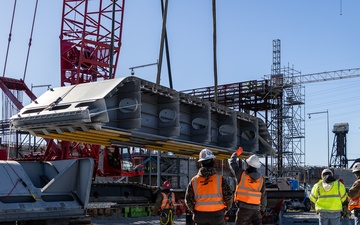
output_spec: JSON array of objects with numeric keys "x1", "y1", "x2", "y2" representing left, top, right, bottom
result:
[{"x1": 60, "y1": 0, "x2": 125, "y2": 86}]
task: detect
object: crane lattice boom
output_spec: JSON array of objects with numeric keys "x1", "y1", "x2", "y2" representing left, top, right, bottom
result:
[{"x1": 281, "y1": 67, "x2": 360, "y2": 85}]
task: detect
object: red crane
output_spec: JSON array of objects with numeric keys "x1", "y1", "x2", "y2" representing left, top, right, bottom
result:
[
  {"x1": 1, "y1": 0, "x2": 143, "y2": 178},
  {"x1": 60, "y1": 0, "x2": 124, "y2": 86},
  {"x1": 56, "y1": 0, "x2": 144, "y2": 177}
]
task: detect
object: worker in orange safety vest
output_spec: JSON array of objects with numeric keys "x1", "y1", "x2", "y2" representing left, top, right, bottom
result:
[
  {"x1": 229, "y1": 147, "x2": 267, "y2": 225},
  {"x1": 348, "y1": 162, "x2": 360, "y2": 225},
  {"x1": 152, "y1": 180, "x2": 176, "y2": 225},
  {"x1": 185, "y1": 148, "x2": 233, "y2": 225}
]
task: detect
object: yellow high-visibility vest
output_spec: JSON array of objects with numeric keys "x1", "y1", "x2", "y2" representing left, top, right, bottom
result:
[{"x1": 310, "y1": 180, "x2": 347, "y2": 212}]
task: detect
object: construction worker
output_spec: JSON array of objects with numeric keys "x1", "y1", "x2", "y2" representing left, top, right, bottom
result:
[
  {"x1": 152, "y1": 180, "x2": 176, "y2": 225},
  {"x1": 185, "y1": 148, "x2": 233, "y2": 225},
  {"x1": 229, "y1": 148, "x2": 267, "y2": 225},
  {"x1": 310, "y1": 168, "x2": 348, "y2": 225},
  {"x1": 348, "y1": 162, "x2": 360, "y2": 225}
]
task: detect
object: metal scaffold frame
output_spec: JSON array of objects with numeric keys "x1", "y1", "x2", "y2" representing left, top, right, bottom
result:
[
  {"x1": 267, "y1": 39, "x2": 305, "y2": 176},
  {"x1": 182, "y1": 39, "x2": 306, "y2": 177},
  {"x1": 268, "y1": 66, "x2": 305, "y2": 176}
]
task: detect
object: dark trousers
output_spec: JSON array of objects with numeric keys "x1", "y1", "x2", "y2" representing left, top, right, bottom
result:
[
  {"x1": 192, "y1": 210, "x2": 226, "y2": 225},
  {"x1": 235, "y1": 207, "x2": 262, "y2": 225}
]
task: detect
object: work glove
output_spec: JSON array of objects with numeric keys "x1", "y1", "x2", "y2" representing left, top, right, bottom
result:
[{"x1": 236, "y1": 147, "x2": 243, "y2": 156}]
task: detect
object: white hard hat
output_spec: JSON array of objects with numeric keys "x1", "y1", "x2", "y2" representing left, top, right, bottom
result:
[
  {"x1": 321, "y1": 168, "x2": 333, "y2": 178},
  {"x1": 352, "y1": 162, "x2": 360, "y2": 173},
  {"x1": 246, "y1": 155, "x2": 261, "y2": 168},
  {"x1": 198, "y1": 148, "x2": 216, "y2": 162}
]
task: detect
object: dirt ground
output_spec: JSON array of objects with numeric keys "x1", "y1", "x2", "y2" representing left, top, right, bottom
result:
[{"x1": 91, "y1": 211, "x2": 355, "y2": 225}]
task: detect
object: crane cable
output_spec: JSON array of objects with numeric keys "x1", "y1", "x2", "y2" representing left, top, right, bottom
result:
[
  {"x1": 212, "y1": 0, "x2": 218, "y2": 104},
  {"x1": 1, "y1": 0, "x2": 39, "y2": 81},
  {"x1": 156, "y1": 0, "x2": 168, "y2": 85},
  {"x1": 340, "y1": 0, "x2": 342, "y2": 16},
  {"x1": 160, "y1": 0, "x2": 173, "y2": 89},
  {"x1": 2, "y1": 0, "x2": 17, "y2": 77},
  {"x1": 23, "y1": 0, "x2": 39, "y2": 81}
]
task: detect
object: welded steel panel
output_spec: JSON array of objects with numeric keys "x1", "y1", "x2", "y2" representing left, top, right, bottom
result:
[
  {"x1": 10, "y1": 76, "x2": 275, "y2": 160},
  {"x1": 0, "y1": 158, "x2": 94, "y2": 222}
]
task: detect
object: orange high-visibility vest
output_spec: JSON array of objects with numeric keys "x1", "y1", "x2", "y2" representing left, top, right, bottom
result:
[
  {"x1": 160, "y1": 192, "x2": 176, "y2": 209},
  {"x1": 348, "y1": 180, "x2": 360, "y2": 211},
  {"x1": 191, "y1": 174, "x2": 226, "y2": 212},
  {"x1": 235, "y1": 171, "x2": 264, "y2": 205},
  {"x1": 348, "y1": 196, "x2": 360, "y2": 211}
]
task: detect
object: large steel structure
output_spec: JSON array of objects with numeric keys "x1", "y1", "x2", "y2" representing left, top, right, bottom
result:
[
  {"x1": 181, "y1": 65, "x2": 305, "y2": 176},
  {"x1": 182, "y1": 39, "x2": 360, "y2": 176},
  {"x1": 57, "y1": 0, "x2": 133, "y2": 177},
  {"x1": 60, "y1": 0, "x2": 125, "y2": 86},
  {"x1": 2, "y1": 2, "x2": 360, "y2": 178},
  {"x1": 0, "y1": 0, "x2": 143, "y2": 178},
  {"x1": 10, "y1": 76, "x2": 275, "y2": 161},
  {"x1": 268, "y1": 40, "x2": 305, "y2": 176},
  {"x1": 0, "y1": 158, "x2": 94, "y2": 223}
]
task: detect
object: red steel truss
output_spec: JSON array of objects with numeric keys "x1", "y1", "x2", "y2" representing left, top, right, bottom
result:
[{"x1": 60, "y1": 0, "x2": 125, "y2": 86}]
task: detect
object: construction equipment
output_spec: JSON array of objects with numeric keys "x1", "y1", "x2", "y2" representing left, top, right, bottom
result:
[
  {"x1": 60, "y1": 0, "x2": 124, "y2": 85},
  {"x1": 266, "y1": 177, "x2": 311, "y2": 210},
  {"x1": 261, "y1": 177, "x2": 311, "y2": 225},
  {"x1": 262, "y1": 198, "x2": 285, "y2": 225},
  {"x1": 182, "y1": 66, "x2": 360, "y2": 176},
  {"x1": 0, "y1": 0, "x2": 148, "y2": 179},
  {"x1": 0, "y1": 1, "x2": 150, "y2": 223},
  {"x1": 10, "y1": 76, "x2": 275, "y2": 160},
  {"x1": 0, "y1": 158, "x2": 94, "y2": 223},
  {"x1": 182, "y1": 38, "x2": 360, "y2": 176}
]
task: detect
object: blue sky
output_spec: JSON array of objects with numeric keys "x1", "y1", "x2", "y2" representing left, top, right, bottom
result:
[{"x1": 1, "y1": 1, "x2": 360, "y2": 167}]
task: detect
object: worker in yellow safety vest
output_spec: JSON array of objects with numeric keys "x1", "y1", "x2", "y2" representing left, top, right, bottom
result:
[
  {"x1": 229, "y1": 147, "x2": 266, "y2": 225},
  {"x1": 185, "y1": 148, "x2": 233, "y2": 225},
  {"x1": 310, "y1": 168, "x2": 348, "y2": 225},
  {"x1": 152, "y1": 181, "x2": 176, "y2": 225},
  {"x1": 348, "y1": 162, "x2": 360, "y2": 225}
]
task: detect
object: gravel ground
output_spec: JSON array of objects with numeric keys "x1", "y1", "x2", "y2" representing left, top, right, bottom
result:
[{"x1": 91, "y1": 211, "x2": 356, "y2": 225}]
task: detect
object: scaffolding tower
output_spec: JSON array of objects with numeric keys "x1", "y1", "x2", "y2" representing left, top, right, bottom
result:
[
  {"x1": 268, "y1": 39, "x2": 305, "y2": 176},
  {"x1": 268, "y1": 66, "x2": 305, "y2": 176},
  {"x1": 182, "y1": 39, "x2": 306, "y2": 177}
]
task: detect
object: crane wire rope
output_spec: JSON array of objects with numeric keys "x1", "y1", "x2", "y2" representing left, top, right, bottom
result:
[
  {"x1": 2, "y1": 0, "x2": 17, "y2": 77},
  {"x1": 340, "y1": 0, "x2": 342, "y2": 16},
  {"x1": 306, "y1": 82, "x2": 360, "y2": 102},
  {"x1": 160, "y1": 0, "x2": 173, "y2": 89},
  {"x1": 156, "y1": 0, "x2": 168, "y2": 85},
  {"x1": 23, "y1": 0, "x2": 39, "y2": 81},
  {"x1": 212, "y1": 0, "x2": 218, "y2": 104}
]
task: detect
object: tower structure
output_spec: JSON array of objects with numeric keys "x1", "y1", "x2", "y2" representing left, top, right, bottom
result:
[
  {"x1": 270, "y1": 39, "x2": 284, "y2": 175},
  {"x1": 329, "y1": 123, "x2": 349, "y2": 168},
  {"x1": 268, "y1": 39, "x2": 305, "y2": 176}
]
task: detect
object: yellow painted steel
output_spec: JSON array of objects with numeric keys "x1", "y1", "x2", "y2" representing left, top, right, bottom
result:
[{"x1": 37, "y1": 129, "x2": 239, "y2": 161}]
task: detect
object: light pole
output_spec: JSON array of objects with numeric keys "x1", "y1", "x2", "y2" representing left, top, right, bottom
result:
[{"x1": 307, "y1": 110, "x2": 330, "y2": 167}]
